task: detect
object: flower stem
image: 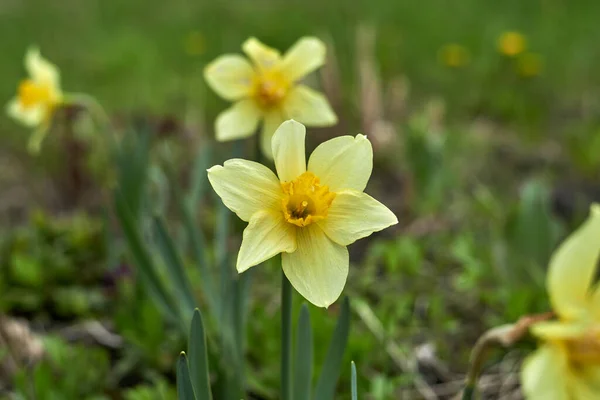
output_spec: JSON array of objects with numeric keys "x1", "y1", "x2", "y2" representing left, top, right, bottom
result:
[{"x1": 281, "y1": 270, "x2": 293, "y2": 400}]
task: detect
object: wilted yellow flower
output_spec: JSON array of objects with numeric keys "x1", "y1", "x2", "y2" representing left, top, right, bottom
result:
[
  {"x1": 207, "y1": 120, "x2": 397, "y2": 307},
  {"x1": 521, "y1": 204, "x2": 600, "y2": 399},
  {"x1": 204, "y1": 37, "x2": 337, "y2": 158},
  {"x1": 439, "y1": 44, "x2": 470, "y2": 68},
  {"x1": 517, "y1": 53, "x2": 543, "y2": 78},
  {"x1": 498, "y1": 31, "x2": 526, "y2": 57},
  {"x1": 6, "y1": 47, "x2": 63, "y2": 153}
]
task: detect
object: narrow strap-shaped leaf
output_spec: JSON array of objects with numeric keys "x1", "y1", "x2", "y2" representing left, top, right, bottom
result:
[
  {"x1": 293, "y1": 304, "x2": 313, "y2": 400},
  {"x1": 314, "y1": 297, "x2": 351, "y2": 400},
  {"x1": 154, "y1": 216, "x2": 196, "y2": 316},
  {"x1": 114, "y1": 193, "x2": 178, "y2": 320},
  {"x1": 177, "y1": 352, "x2": 196, "y2": 400},
  {"x1": 281, "y1": 272, "x2": 293, "y2": 400},
  {"x1": 188, "y1": 309, "x2": 212, "y2": 400},
  {"x1": 351, "y1": 361, "x2": 357, "y2": 400}
]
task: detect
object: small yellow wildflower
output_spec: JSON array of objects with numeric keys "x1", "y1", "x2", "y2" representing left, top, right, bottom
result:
[
  {"x1": 6, "y1": 47, "x2": 63, "y2": 153},
  {"x1": 517, "y1": 53, "x2": 543, "y2": 78},
  {"x1": 204, "y1": 37, "x2": 337, "y2": 159},
  {"x1": 498, "y1": 31, "x2": 526, "y2": 57},
  {"x1": 207, "y1": 120, "x2": 397, "y2": 307},
  {"x1": 439, "y1": 44, "x2": 470, "y2": 68},
  {"x1": 521, "y1": 204, "x2": 600, "y2": 399}
]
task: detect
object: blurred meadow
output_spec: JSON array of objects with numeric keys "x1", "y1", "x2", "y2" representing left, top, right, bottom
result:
[{"x1": 2, "y1": 0, "x2": 600, "y2": 399}]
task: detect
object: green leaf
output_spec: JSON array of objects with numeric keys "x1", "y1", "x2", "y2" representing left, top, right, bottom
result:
[
  {"x1": 314, "y1": 297, "x2": 351, "y2": 400},
  {"x1": 188, "y1": 309, "x2": 212, "y2": 400},
  {"x1": 293, "y1": 304, "x2": 313, "y2": 400},
  {"x1": 114, "y1": 193, "x2": 178, "y2": 320},
  {"x1": 351, "y1": 361, "x2": 357, "y2": 400},
  {"x1": 177, "y1": 352, "x2": 196, "y2": 400},
  {"x1": 153, "y1": 217, "x2": 197, "y2": 317}
]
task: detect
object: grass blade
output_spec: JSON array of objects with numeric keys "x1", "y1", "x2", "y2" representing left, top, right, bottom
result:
[
  {"x1": 188, "y1": 309, "x2": 212, "y2": 400},
  {"x1": 177, "y1": 352, "x2": 196, "y2": 400},
  {"x1": 314, "y1": 297, "x2": 351, "y2": 400},
  {"x1": 153, "y1": 216, "x2": 196, "y2": 316},
  {"x1": 351, "y1": 361, "x2": 357, "y2": 400},
  {"x1": 293, "y1": 304, "x2": 313, "y2": 400}
]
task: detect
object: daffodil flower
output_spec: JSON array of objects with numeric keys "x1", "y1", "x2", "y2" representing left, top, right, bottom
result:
[
  {"x1": 207, "y1": 120, "x2": 397, "y2": 307},
  {"x1": 204, "y1": 37, "x2": 337, "y2": 159},
  {"x1": 521, "y1": 204, "x2": 600, "y2": 399},
  {"x1": 6, "y1": 47, "x2": 64, "y2": 154}
]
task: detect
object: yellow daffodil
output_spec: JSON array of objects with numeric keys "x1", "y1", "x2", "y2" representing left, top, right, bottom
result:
[
  {"x1": 6, "y1": 47, "x2": 64, "y2": 153},
  {"x1": 204, "y1": 37, "x2": 337, "y2": 159},
  {"x1": 439, "y1": 44, "x2": 470, "y2": 68},
  {"x1": 207, "y1": 120, "x2": 397, "y2": 307},
  {"x1": 498, "y1": 31, "x2": 526, "y2": 57},
  {"x1": 521, "y1": 204, "x2": 600, "y2": 399}
]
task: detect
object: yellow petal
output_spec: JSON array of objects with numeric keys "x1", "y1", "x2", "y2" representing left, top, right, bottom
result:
[
  {"x1": 260, "y1": 109, "x2": 285, "y2": 160},
  {"x1": 6, "y1": 97, "x2": 45, "y2": 127},
  {"x1": 307, "y1": 134, "x2": 373, "y2": 192},
  {"x1": 272, "y1": 119, "x2": 306, "y2": 182},
  {"x1": 25, "y1": 47, "x2": 60, "y2": 88},
  {"x1": 280, "y1": 37, "x2": 326, "y2": 82},
  {"x1": 572, "y1": 365, "x2": 600, "y2": 399},
  {"x1": 319, "y1": 190, "x2": 397, "y2": 246},
  {"x1": 215, "y1": 99, "x2": 262, "y2": 141},
  {"x1": 530, "y1": 321, "x2": 586, "y2": 340},
  {"x1": 237, "y1": 210, "x2": 296, "y2": 273},
  {"x1": 547, "y1": 204, "x2": 600, "y2": 319},
  {"x1": 282, "y1": 85, "x2": 337, "y2": 127},
  {"x1": 282, "y1": 224, "x2": 348, "y2": 308},
  {"x1": 207, "y1": 159, "x2": 282, "y2": 222},
  {"x1": 242, "y1": 37, "x2": 281, "y2": 70},
  {"x1": 204, "y1": 55, "x2": 254, "y2": 101},
  {"x1": 521, "y1": 344, "x2": 570, "y2": 400}
]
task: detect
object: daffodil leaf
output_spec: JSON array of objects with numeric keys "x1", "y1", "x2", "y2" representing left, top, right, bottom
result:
[
  {"x1": 314, "y1": 297, "x2": 351, "y2": 400},
  {"x1": 351, "y1": 361, "x2": 357, "y2": 400},
  {"x1": 176, "y1": 352, "x2": 196, "y2": 400},
  {"x1": 293, "y1": 304, "x2": 313, "y2": 400},
  {"x1": 188, "y1": 309, "x2": 212, "y2": 400},
  {"x1": 153, "y1": 216, "x2": 197, "y2": 319}
]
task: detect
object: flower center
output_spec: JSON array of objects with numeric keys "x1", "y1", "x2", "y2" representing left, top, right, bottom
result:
[
  {"x1": 18, "y1": 79, "x2": 53, "y2": 108},
  {"x1": 251, "y1": 69, "x2": 290, "y2": 109},
  {"x1": 566, "y1": 329, "x2": 600, "y2": 365},
  {"x1": 281, "y1": 172, "x2": 336, "y2": 227}
]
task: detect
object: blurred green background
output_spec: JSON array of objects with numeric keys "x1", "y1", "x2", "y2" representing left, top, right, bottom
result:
[{"x1": 1, "y1": 0, "x2": 600, "y2": 398}]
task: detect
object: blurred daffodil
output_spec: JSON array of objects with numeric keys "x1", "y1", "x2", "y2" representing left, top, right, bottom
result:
[
  {"x1": 204, "y1": 37, "x2": 337, "y2": 158},
  {"x1": 207, "y1": 120, "x2": 397, "y2": 307},
  {"x1": 498, "y1": 31, "x2": 526, "y2": 57},
  {"x1": 517, "y1": 53, "x2": 543, "y2": 78},
  {"x1": 439, "y1": 44, "x2": 470, "y2": 68},
  {"x1": 521, "y1": 204, "x2": 600, "y2": 399},
  {"x1": 6, "y1": 47, "x2": 64, "y2": 153}
]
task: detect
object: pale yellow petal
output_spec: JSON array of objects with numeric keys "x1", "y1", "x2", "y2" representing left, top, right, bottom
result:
[
  {"x1": 521, "y1": 344, "x2": 570, "y2": 400},
  {"x1": 260, "y1": 110, "x2": 285, "y2": 160},
  {"x1": 530, "y1": 321, "x2": 586, "y2": 340},
  {"x1": 280, "y1": 37, "x2": 326, "y2": 81},
  {"x1": 282, "y1": 85, "x2": 337, "y2": 127},
  {"x1": 6, "y1": 97, "x2": 45, "y2": 127},
  {"x1": 204, "y1": 55, "x2": 254, "y2": 101},
  {"x1": 319, "y1": 190, "x2": 397, "y2": 246},
  {"x1": 272, "y1": 119, "x2": 306, "y2": 182},
  {"x1": 237, "y1": 210, "x2": 296, "y2": 273},
  {"x1": 307, "y1": 134, "x2": 373, "y2": 192},
  {"x1": 242, "y1": 37, "x2": 281, "y2": 70},
  {"x1": 215, "y1": 99, "x2": 262, "y2": 141},
  {"x1": 547, "y1": 204, "x2": 600, "y2": 319},
  {"x1": 282, "y1": 224, "x2": 348, "y2": 308},
  {"x1": 207, "y1": 159, "x2": 283, "y2": 222},
  {"x1": 25, "y1": 47, "x2": 60, "y2": 88}
]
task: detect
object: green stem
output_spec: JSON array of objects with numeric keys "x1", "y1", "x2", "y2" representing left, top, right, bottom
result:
[{"x1": 281, "y1": 271, "x2": 293, "y2": 400}]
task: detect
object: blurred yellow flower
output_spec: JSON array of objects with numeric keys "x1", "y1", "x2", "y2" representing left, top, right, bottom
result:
[
  {"x1": 207, "y1": 120, "x2": 397, "y2": 307},
  {"x1": 521, "y1": 204, "x2": 600, "y2": 399},
  {"x1": 204, "y1": 37, "x2": 337, "y2": 158},
  {"x1": 517, "y1": 53, "x2": 543, "y2": 78},
  {"x1": 498, "y1": 31, "x2": 526, "y2": 57},
  {"x1": 439, "y1": 44, "x2": 470, "y2": 68},
  {"x1": 184, "y1": 31, "x2": 205, "y2": 56},
  {"x1": 6, "y1": 47, "x2": 63, "y2": 153}
]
